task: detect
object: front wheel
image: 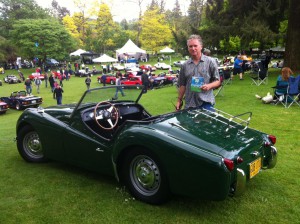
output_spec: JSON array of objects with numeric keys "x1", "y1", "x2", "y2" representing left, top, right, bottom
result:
[
  {"x1": 15, "y1": 102, "x2": 21, "y2": 110},
  {"x1": 120, "y1": 148, "x2": 170, "y2": 205},
  {"x1": 17, "y1": 125, "x2": 47, "y2": 162}
]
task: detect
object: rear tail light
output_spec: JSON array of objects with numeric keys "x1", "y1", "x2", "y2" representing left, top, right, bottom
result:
[
  {"x1": 224, "y1": 158, "x2": 234, "y2": 171},
  {"x1": 265, "y1": 135, "x2": 276, "y2": 146},
  {"x1": 268, "y1": 135, "x2": 276, "y2": 144}
]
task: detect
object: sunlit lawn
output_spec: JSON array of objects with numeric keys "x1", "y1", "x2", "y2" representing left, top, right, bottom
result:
[{"x1": 0, "y1": 63, "x2": 299, "y2": 223}]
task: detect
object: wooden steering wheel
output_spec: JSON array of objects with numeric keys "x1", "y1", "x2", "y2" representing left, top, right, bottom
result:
[{"x1": 94, "y1": 101, "x2": 119, "y2": 130}]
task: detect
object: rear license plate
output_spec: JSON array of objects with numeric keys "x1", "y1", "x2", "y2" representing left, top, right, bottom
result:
[
  {"x1": 249, "y1": 157, "x2": 261, "y2": 179},
  {"x1": 32, "y1": 100, "x2": 36, "y2": 104}
]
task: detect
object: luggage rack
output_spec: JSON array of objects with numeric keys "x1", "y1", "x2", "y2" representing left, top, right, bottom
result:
[{"x1": 189, "y1": 108, "x2": 252, "y2": 134}]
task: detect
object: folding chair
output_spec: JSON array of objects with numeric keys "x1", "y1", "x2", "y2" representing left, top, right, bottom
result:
[
  {"x1": 284, "y1": 75, "x2": 300, "y2": 108},
  {"x1": 250, "y1": 61, "x2": 268, "y2": 86},
  {"x1": 214, "y1": 67, "x2": 232, "y2": 97},
  {"x1": 273, "y1": 75, "x2": 300, "y2": 108}
]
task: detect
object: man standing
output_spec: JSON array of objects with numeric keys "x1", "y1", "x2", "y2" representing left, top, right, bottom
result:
[
  {"x1": 141, "y1": 70, "x2": 149, "y2": 93},
  {"x1": 34, "y1": 76, "x2": 42, "y2": 94},
  {"x1": 85, "y1": 75, "x2": 92, "y2": 91},
  {"x1": 53, "y1": 85, "x2": 64, "y2": 105},
  {"x1": 176, "y1": 34, "x2": 220, "y2": 111},
  {"x1": 24, "y1": 78, "x2": 32, "y2": 95}
]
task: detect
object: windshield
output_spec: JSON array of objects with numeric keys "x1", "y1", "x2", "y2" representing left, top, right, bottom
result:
[{"x1": 76, "y1": 85, "x2": 144, "y2": 110}]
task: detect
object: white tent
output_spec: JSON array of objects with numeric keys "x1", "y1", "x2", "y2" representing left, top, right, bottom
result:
[
  {"x1": 92, "y1": 54, "x2": 118, "y2": 63},
  {"x1": 159, "y1": 46, "x2": 175, "y2": 53},
  {"x1": 70, "y1": 49, "x2": 87, "y2": 56},
  {"x1": 116, "y1": 39, "x2": 146, "y2": 54},
  {"x1": 159, "y1": 46, "x2": 175, "y2": 65}
]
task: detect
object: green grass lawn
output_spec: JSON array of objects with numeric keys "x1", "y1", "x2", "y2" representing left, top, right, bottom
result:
[{"x1": 0, "y1": 66, "x2": 299, "y2": 224}]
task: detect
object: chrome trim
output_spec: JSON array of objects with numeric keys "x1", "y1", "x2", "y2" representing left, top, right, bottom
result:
[
  {"x1": 235, "y1": 168, "x2": 246, "y2": 196},
  {"x1": 267, "y1": 146, "x2": 278, "y2": 169},
  {"x1": 251, "y1": 151, "x2": 259, "y2": 157}
]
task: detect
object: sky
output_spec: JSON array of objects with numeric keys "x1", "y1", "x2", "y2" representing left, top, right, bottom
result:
[{"x1": 35, "y1": 0, "x2": 190, "y2": 22}]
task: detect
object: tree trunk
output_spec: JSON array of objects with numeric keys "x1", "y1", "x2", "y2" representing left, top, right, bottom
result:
[{"x1": 284, "y1": 0, "x2": 300, "y2": 73}]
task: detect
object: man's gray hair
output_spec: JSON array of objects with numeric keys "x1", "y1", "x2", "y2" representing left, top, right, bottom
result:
[{"x1": 187, "y1": 34, "x2": 203, "y2": 46}]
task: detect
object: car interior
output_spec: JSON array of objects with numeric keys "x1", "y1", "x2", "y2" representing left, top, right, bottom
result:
[{"x1": 82, "y1": 102, "x2": 153, "y2": 139}]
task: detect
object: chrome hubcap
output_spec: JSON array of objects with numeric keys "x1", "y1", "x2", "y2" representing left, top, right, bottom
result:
[
  {"x1": 23, "y1": 131, "x2": 43, "y2": 158},
  {"x1": 130, "y1": 155, "x2": 160, "y2": 196}
]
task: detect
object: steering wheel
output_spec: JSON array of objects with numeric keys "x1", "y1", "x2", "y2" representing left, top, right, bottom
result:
[{"x1": 94, "y1": 101, "x2": 119, "y2": 130}]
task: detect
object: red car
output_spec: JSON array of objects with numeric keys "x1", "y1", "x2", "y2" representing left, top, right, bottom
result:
[
  {"x1": 97, "y1": 74, "x2": 117, "y2": 85},
  {"x1": 29, "y1": 73, "x2": 45, "y2": 81},
  {"x1": 0, "y1": 101, "x2": 9, "y2": 114},
  {"x1": 139, "y1": 64, "x2": 156, "y2": 71},
  {"x1": 121, "y1": 77, "x2": 142, "y2": 86}
]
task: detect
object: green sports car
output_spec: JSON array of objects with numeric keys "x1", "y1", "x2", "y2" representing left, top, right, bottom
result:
[{"x1": 15, "y1": 85, "x2": 277, "y2": 204}]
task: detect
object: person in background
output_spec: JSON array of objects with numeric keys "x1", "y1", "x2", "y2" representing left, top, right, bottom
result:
[
  {"x1": 18, "y1": 70, "x2": 25, "y2": 81},
  {"x1": 85, "y1": 75, "x2": 92, "y2": 91},
  {"x1": 141, "y1": 70, "x2": 149, "y2": 93},
  {"x1": 176, "y1": 34, "x2": 220, "y2": 111},
  {"x1": 114, "y1": 73, "x2": 125, "y2": 99},
  {"x1": 233, "y1": 55, "x2": 243, "y2": 80},
  {"x1": 44, "y1": 72, "x2": 48, "y2": 88},
  {"x1": 24, "y1": 78, "x2": 32, "y2": 95},
  {"x1": 49, "y1": 73, "x2": 55, "y2": 92},
  {"x1": 53, "y1": 84, "x2": 64, "y2": 105},
  {"x1": 34, "y1": 76, "x2": 42, "y2": 94}
]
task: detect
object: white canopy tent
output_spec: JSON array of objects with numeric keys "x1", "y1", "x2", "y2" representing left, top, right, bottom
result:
[
  {"x1": 159, "y1": 46, "x2": 175, "y2": 65},
  {"x1": 70, "y1": 49, "x2": 87, "y2": 56},
  {"x1": 160, "y1": 47, "x2": 175, "y2": 54},
  {"x1": 92, "y1": 54, "x2": 118, "y2": 63},
  {"x1": 116, "y1": 39, "x2": 146, "y2": 62}
]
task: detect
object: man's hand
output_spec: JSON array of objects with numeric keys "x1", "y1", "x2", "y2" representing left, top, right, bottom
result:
[{"x1": 176, "y1": 99, "x2": 183, "y2": 111}]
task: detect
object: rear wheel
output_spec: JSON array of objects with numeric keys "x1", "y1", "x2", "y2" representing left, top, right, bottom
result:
[
  {"x1": 17, "y1": 125, "x2": 47, "y2": 162},
  {"x1": 110, "y1": 80, "x2": 115, "y2": 85},
  {"x1": 120, "y1": 148, "x2": 170, "y2": 205}
]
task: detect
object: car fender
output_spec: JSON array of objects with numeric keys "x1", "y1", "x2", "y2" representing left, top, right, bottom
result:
[{"x1": 112, "y1": 125, "x2": 231, "y2": 200}]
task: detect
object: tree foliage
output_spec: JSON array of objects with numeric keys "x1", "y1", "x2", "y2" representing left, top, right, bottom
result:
[
  {"x1": 139, "y1": 6, "x2": 173, "y2": 52},
  {"x1": 10, "y1": 19, "x2": 76, "y2": 61}
]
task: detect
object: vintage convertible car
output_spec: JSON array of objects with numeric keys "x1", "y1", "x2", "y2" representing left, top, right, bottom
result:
[
  {"x1": 1, "y1": 90, "x2": 43, "y2": 110},
  {"x1": 4, "y1": 75, "x2": 22, "y2": 84},
  {"x1": 15, "y1": 86, "x2": 277, "y2": 205}
]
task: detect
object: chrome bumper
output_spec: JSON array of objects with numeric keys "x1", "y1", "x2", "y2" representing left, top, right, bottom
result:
[{"x1": 265, "y1": 146, "x2": 278, "y2": 169}]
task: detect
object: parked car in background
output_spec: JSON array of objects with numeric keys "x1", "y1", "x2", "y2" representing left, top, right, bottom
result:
[
  {"x1": 29, "y1": 72, "x2": 45, "y2": 81},
  {"x1": 124, "y1": 63, "x2": 140, "y2": 72},
  {"x1": 112, "y1": 63, "x2": 125, "y2": 71},
  {"x1": 139, "y1": 64, "x2": 156, "y2": 71},
  {"x1": 121, "y1": 76, "x2": 142, "y2": 86},
  {"x1": 97, "y1": 74, "x2": 116, "y2": 85},
  {"x1": 173, "y1": 60, "x2": 186, "y2": 67},
  {"x1": 45, "y1": 58, "x2": 59, "y2": 67},
  {"x1": 154, "y1": 62, "x2": 171, "y2": 70},
  {"x1": 0, "y1": 101, "x2": 9, "y2": 114},
  {"x1": 15, "y1": 86, "x2": 277, "y2": 205},
  {"x1": 0, "y1": 90, "x2": 42, "y2": 110},
  {"x1": 4, "y1": 75, "x2": 22, "y2": 84}
]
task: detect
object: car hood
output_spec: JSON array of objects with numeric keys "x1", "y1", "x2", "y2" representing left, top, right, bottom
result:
[{"x1": 153, "y1": 109, "x2": 264, "y2": 157}]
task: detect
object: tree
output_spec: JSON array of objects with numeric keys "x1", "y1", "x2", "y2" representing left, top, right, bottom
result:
[
  {"x1": 0, "y1": 0, "x2": 50, "y2": 38},
  {"x1": 10, "y1": 19, "x2": 76, "y2": 62},
  {"x1": 140, "y1": 7, "x2": 173, "y2": 52},
  {"x1": 50, "y1": 0, "x2": 70, "y2": 21},
  {"x1": 284, "y1": 0, "x2": 300, "y2": 72},
  {"x1": 95, "y1": 3, "x2": 118, "y2": 53},
  {"x1": 62, "y1": 15, "x2": 82, "y2": 47}
]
